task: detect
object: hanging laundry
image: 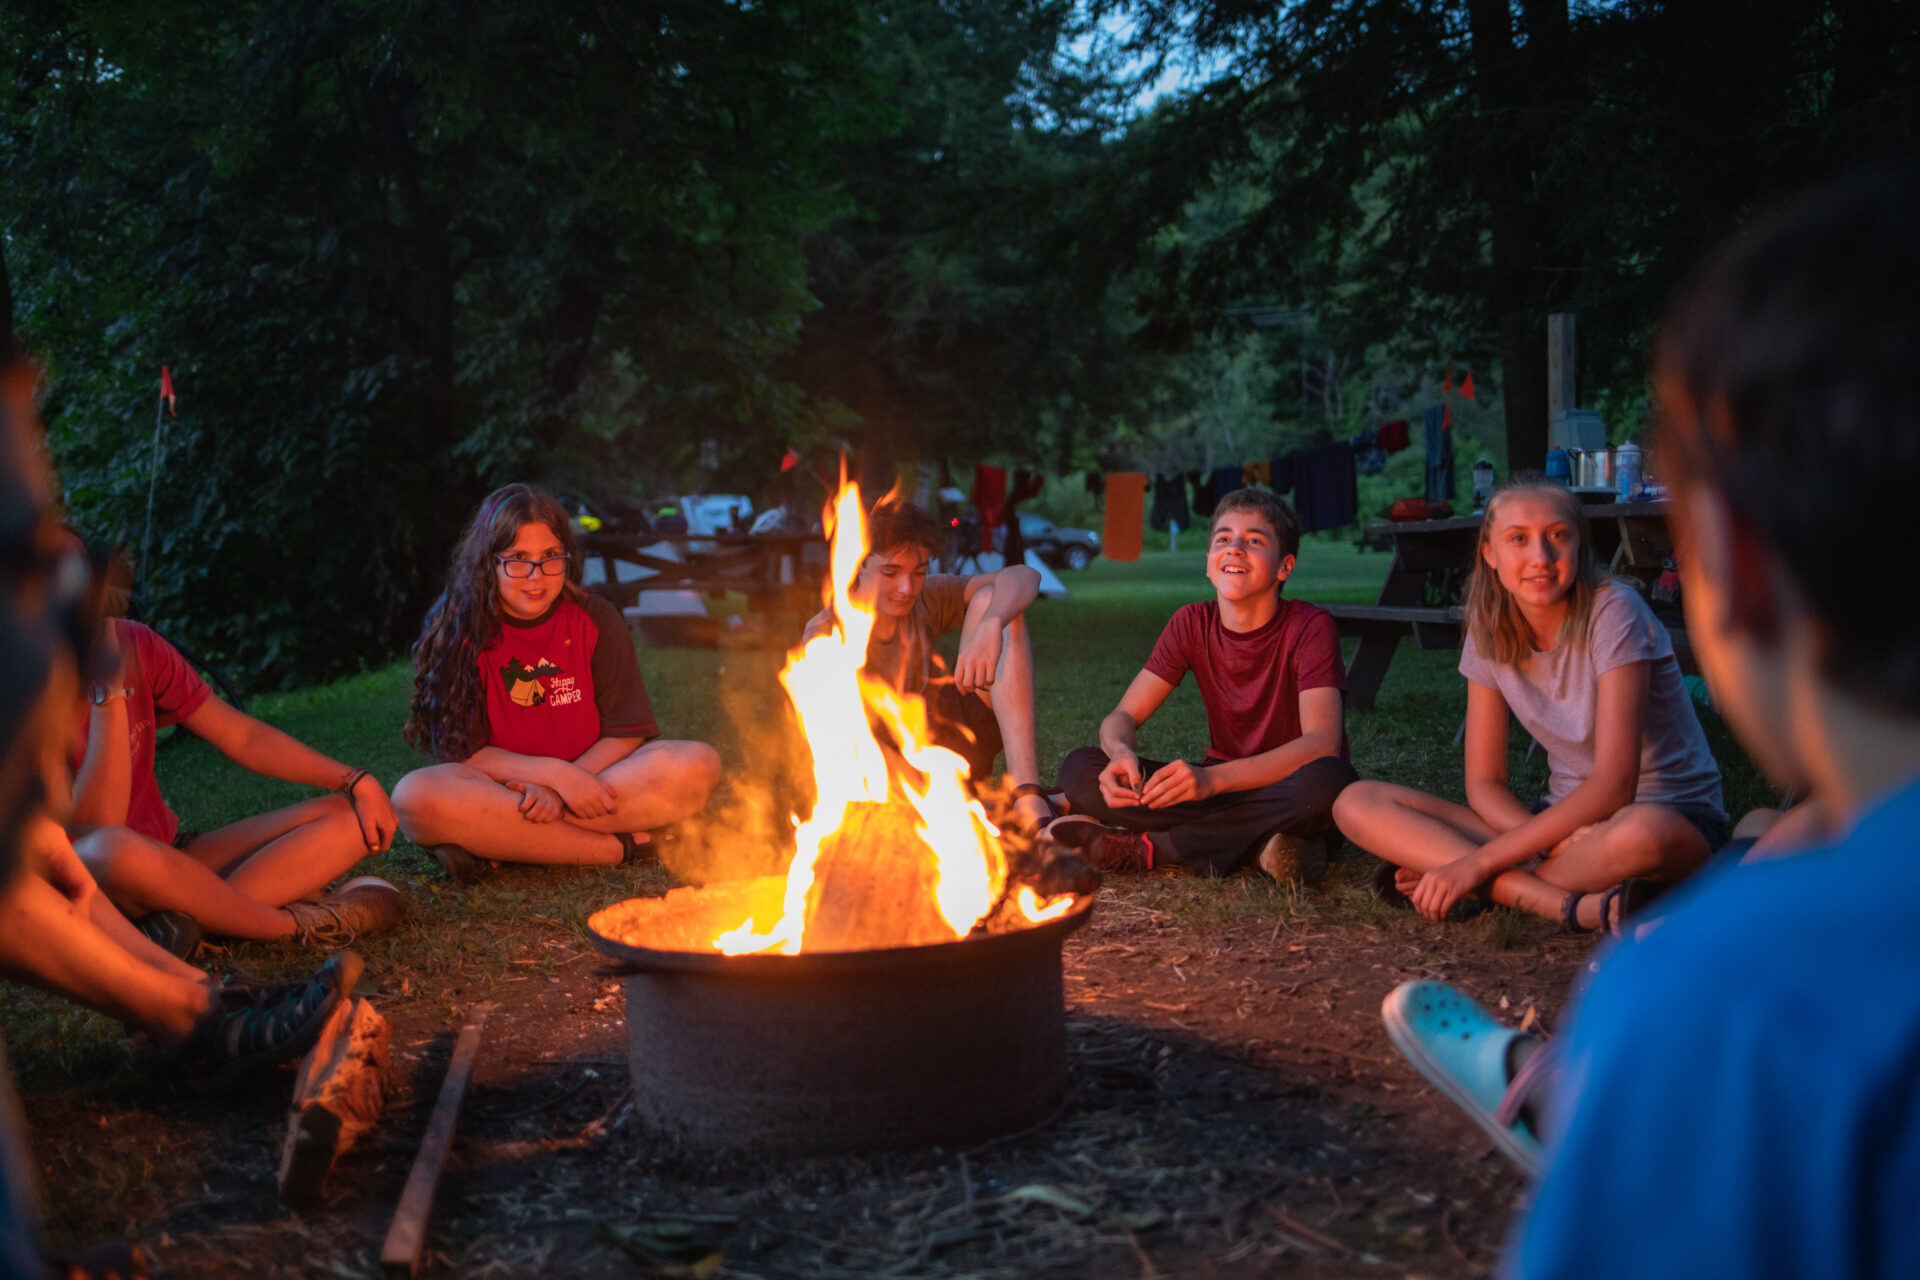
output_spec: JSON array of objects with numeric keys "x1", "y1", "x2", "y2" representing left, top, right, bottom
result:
[
  {"x1": 1003, "y1": 469, "x2": 1044, "y2": 563},
  {"x1": 1187, "y1": 470, "x2": 1218, "y2": 518},
  {"x1": 1242, "y1": 459, "x2": 1271, "y2": 488},
  {"x1": 971, "y1": 464, "x2": 1007, "y2": 552},
  {"x1": 1084, "y1": 471, "x2": 1105, "y2": 496},
  {"x1": 1211, "y1": 464, "x2": 1244, "y2": 503},
  {"x1": 1270, "y1": 452, "x2": 1298, "y2": 496},
  {"x1": 1293, "y1": 442, "x2": 1359, "y2": 533},
  {"x1": 1103, "y1": 473, "x2": 1147, "y2": 563},
  {"x1": 1010, "y1": 469, "x2": 1045, "y2": 505},
  {"x1": 1378, "y1": 419, "x2": 1411, "y2": 453},
  {"x1": 1423, "y1": 405, "x2": 1456, "y2": 503},
  {"x1": 1354, "y1": 446, "x2": 1387, "y2": 475},
  {"x1": 1149, "y1": 474, "x2": 1190, "y2": 532}
]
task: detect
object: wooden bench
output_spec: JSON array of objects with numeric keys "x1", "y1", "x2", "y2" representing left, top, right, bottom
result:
[
  {"x1": 1321, "y1": 604, "x2": 1465, "y2": 712},
  {"x1": 580, "y1": 529, "x2": 823, "y2": 646}
]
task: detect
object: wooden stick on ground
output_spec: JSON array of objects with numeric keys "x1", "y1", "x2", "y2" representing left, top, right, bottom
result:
[
  {"x1": 278, "y1": 997, "x2": 391, "y2": 1207},
  {"x1": 380, "y1": 1002, "x2": 496, "y2": 1278}
]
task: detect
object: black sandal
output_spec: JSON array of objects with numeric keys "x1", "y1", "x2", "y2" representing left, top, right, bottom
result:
[{"x1": 174, "y1": 952, "x2": 362, "y2": 1095}]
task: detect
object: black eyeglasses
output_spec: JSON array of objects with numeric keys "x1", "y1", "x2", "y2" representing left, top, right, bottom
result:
[{"x1": 495, "y1": 554, "x2": 570, "y2": 579}]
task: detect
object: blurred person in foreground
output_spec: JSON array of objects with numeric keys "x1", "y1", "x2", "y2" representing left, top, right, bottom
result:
[
  {"x1": 0, "y1": 360, "x2": 358, "y2": 1277},
  {"x1": 1383, "y1": 165, "x2": 1920, "y2": 1278}
]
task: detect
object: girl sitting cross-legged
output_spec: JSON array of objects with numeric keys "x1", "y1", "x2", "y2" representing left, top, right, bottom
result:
[
  {"x1": 392, "y1": 484, "x2": 720, "y2": 881},
  {"x1": 1332, "y1": 477, "x2": 1726, "y2": 934}
]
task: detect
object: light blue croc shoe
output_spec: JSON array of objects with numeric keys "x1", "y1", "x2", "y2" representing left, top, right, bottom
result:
[{"x1": 1381, "y1": 980, "x2": 1546, "y2": 1175}]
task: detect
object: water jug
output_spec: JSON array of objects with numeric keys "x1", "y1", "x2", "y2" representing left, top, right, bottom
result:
[
  {"x1": 1545, "y1": 448, "x2": 1571, "y2": 485},
  {"x1": 1616, "y1": 441, "x2": 1644, "y2": 500}
]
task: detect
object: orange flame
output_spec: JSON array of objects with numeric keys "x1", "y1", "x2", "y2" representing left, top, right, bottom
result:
[{"x1": 716, "y1": 481, "x2": 1045, "y2": 954}]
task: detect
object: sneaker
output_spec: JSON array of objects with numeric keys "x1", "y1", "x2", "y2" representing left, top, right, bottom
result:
[
  {"x1": 1256, "y1": 831, "x2": 1329, "y2": 885},
  {"x1": 428, "y1": 843, "x2": 493, "y2": 885},
  {"x1": 135, "y1": 909, "x2": 204, "y2": 961},
  {"x1": 1380, "y1": 980, "x2": 1545, "y2": 1174},
  {"x1": 285, "y1": 876, "x2": 408, "y2": 947},
  {"x1": 1044, "y1": 817, "x2": 1154, "y2": 872},
  {"x1": 174, "y1": 951, "x2": 363, "y2": 1095}
]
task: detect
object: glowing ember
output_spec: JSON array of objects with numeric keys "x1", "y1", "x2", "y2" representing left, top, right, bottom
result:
[{"x1": 714, "y1": 481, "x2": 1072, "y2": 954}]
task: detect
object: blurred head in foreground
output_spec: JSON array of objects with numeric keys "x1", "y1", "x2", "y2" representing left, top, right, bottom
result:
[{"x1": 1652, "y1": 162, "x2": 1920, "y2": 796}]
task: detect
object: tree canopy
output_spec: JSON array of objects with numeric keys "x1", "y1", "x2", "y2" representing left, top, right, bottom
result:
[{"x1": 2, "y1": 0, "x2": 1914, "y2": 686}]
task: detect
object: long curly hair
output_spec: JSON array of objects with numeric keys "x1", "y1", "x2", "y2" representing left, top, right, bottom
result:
[
  {"x1": 1462, "y1": 476, "x2": 1606, "y2": 666},
  {"x1": 405, "y1": 483, "x2": 585, "y2": 761}
]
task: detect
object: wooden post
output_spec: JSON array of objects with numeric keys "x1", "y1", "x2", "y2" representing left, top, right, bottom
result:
[
  {"x1": 380, "y1": 1003, "x2": 495, "y2": 1278},
  {"x1": 278, "y1": 998, "x2": 391, "y2": 1206},
  {"x1": 1547, "y1": 313, "x2": 1577, "y2": 420}
]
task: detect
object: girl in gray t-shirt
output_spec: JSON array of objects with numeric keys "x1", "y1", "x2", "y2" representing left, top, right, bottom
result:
[{"x1": 1332, "y1": 481, "x2": 1725, "y2": 935}]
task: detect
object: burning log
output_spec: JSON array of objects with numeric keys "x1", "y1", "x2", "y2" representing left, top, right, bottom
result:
[
  {"x1": 277, "y1": 997, "x2": 390, "y2": 1207},
  {"x1": 803, "y1": 800, "x2": 955, "y2": 951}
]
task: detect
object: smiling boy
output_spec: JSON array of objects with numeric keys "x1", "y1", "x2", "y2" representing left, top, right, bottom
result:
[
  {"x1": 803, "y1": 498, "x2": 1053, "y2": 831},
  {"x1": 1052, "y1": 488, "x2": 1358, "y2": 879}
]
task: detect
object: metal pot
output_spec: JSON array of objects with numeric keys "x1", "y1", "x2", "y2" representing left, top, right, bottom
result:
[
  {"x1": 1571, "y1": 448, "x2": 1614, "y2": 489},
  {"x1": 588, "y1": 891, "x2": 1095, "y2": 1154}
]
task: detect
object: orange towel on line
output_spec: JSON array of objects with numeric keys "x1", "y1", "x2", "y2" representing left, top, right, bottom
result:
[
  {"x1": 1102, "y1": 472, "x2": 1147, "y2": 563},
  {"x1": 1242, "y1": 459, "x2": 1271, "y2": 488}
]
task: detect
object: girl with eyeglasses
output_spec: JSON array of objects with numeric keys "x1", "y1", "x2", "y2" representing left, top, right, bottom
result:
[{"x1": 394, "y1": 484, "x2": 719, "y2": 880}]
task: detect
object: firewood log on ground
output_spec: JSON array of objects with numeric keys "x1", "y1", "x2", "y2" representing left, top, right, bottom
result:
[{"x1": 277, "y1": 997, "x2": 390, "y2": 1207}]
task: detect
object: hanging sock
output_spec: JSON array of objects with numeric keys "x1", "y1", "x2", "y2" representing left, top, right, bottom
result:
[
  {"x1": 1187, "y1": 470, "x2": 1217, "y2": 518},
  {"x1": 1211, "y1": 465, "x2": 1244, "y2": 503},
  {"x1": 1103, "y1": 473, "x2": 1147, "y2": 563}
]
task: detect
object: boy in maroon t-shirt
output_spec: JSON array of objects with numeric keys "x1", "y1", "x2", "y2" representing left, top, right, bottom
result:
[{"x1": 1052, "y1": 489, "x2": 1358, "y2": 879}]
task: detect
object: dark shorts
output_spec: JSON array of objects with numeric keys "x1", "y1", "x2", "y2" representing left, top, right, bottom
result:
[
  {"x1": 1529, "y1": 796, "x2": 1729, "y2": 853},
  {"x1": 922, "y1": 679, "x2": 1004, "y2": 782}
]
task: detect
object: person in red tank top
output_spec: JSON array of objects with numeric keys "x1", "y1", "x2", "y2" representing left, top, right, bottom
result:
[
  {"x1": 1052, "y1": 489, "x2": 1358, "y2": 879},
  {"x1": 392, "y1": 484, "x2": 719, "y2": 881}
]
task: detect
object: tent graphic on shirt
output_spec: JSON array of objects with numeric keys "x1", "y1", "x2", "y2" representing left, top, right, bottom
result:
[{"x1": 500, "y1": 657, "x2": 566, "y2": 708}]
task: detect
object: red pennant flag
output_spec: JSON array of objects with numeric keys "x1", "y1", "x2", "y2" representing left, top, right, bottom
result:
[
  {"x1": 1460, "y1": 371, "x2": 1476, "y2": 402},
  {"x1": 1443, "y1": 403, "x2": 1453, "y2": 430},
  {"x1": 159, "y1": 366, "x2": 177, "y2": 417},
  {"x1": 779, "y1": 449, "x2": 801, "y2": 473}
]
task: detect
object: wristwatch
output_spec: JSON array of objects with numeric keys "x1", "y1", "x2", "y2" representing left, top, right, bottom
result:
[{"x1": 89, "y1": 685, "x2": 135, "y2": 707}]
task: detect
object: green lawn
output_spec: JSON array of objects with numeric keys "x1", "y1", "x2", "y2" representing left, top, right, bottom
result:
[{"x1": 5, "y1": 542, "x2": 1772, "y2": 1090}]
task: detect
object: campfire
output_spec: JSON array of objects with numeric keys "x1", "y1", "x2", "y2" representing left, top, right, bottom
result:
[
  {"x1": 588, "y1": 479, "x2": 1096, "y2": 1153},
  {"x1": 592, "y1": 479, "x2": 1084, "y2": 957}
]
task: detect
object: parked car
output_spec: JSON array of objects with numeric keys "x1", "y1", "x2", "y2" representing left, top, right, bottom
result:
[{"x1": 996, "y1": 512, "x2": 1100, "y2": 570}]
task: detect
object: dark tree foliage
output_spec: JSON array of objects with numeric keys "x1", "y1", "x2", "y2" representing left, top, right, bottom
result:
[
  {"x1": 3, "y1": 0, "x2": 886, "y2": 686},
  {"x1": 1097, "y1": 0, "x2": 1920, "y2": 469}
]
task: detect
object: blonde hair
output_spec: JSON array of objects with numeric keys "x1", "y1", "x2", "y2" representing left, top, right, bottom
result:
[{"x1": 1462, "y1": 477, "x2": 1606, "y2": 665}]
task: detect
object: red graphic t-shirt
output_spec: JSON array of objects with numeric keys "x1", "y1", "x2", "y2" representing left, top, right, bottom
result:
[
  {"x1": 70, "y1": 619, "x2": 213, "y2": 845},
  {"x1": 473, "y1": 593, "x2": 657, "y2": 763},
  {"x1": 1143, "y1": 597, "x2": 1348, "y2": 762}
]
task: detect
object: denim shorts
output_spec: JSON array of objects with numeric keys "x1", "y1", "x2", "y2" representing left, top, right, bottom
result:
[{"x1": 1529, "y1": 796, "x2": 1729, "y2": 853}]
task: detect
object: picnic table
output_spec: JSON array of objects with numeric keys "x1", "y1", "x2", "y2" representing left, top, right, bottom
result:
[
  {"x1": 1320, "y1": 500, "x2": 1687, "y2": 711},
  {"x1": 579, "y1": 528, "x2": 824, "y2": 645}
]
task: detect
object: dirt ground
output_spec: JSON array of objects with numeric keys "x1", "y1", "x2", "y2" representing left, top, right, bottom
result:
[{"x1": 19, "y1": 851, "x2": 1592, "y2": 1280}]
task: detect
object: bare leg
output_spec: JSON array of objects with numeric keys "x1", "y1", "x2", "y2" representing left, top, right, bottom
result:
[
  {"x1": 1334, "y1": 781, "x2": 1608, "y2": 921},
  {"x1": 958, "y1": 591, "x2": 1049, "y2": 829},
  {"x1": 89, "y1": 892, "x2": 205, "y2": 982},
  {"x1": 0, "y1": 873, "x2": 214, "y2": 1044},
  {"x1": 566, "y1": 739, "x2": 722, "y2": 835},
  {"x1": 1532, "y1": 804, "x2": 1711, "y2": 927},
  {"x1": 178, "y1": 796, "x2": 370, "y2": 906},
  {"x1": 75, "y1": 827, "x2": 304, "y2": 940}
]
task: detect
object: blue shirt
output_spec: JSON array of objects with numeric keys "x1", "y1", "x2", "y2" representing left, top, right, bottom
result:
[{"x1": 1507, "y1": 774, "x2": 1920, "y2": 1279}]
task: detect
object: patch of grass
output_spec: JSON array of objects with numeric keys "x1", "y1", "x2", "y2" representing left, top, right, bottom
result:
[{"x1": 3, "y1": 544, "x2": 1771, "y2": 1089}]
